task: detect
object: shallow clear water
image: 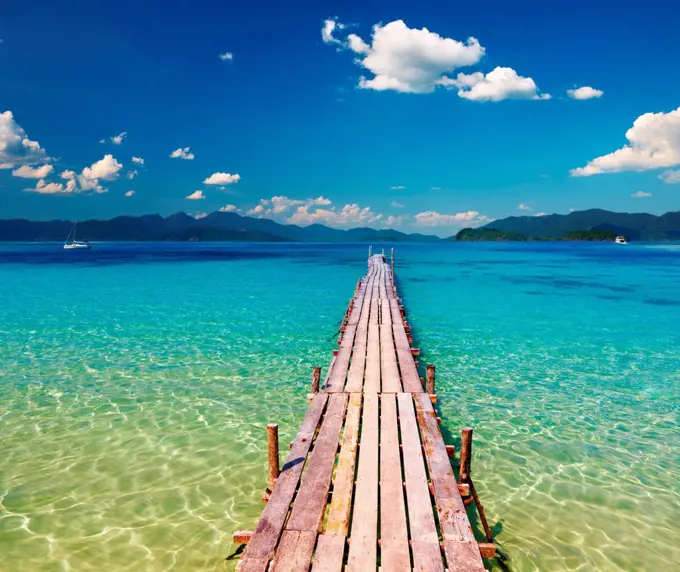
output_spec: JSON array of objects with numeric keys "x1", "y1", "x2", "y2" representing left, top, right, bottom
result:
[{"x1": 1, "y1": 242, "x2": 679, "y2": 571}]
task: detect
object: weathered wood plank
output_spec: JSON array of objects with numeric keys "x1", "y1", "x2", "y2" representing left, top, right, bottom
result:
[
  {"x1": 393, "y1": 326, "x2": 422, "y2": 393},
  {"x1": 326, "y1": 393, "x2": 362, "y2": 535},
  {"x1": 345, "y1": 295, "x2": 370, "y2": 392},
  {"x1": 287, "y1": 394, "x2": 348, "y2": 532},
  {"x1": 379, "y1": 394, "x2": 410, "y2": 571},
  {"x1": 270, "y1": 530, "x2": 317, "y2": 572},
  {"x1": 414, "y1": 393, "x2": 485, "y2": 571},
  {"x1": 311, "y1": 535, "x2": 346, "y2": 572},
  {"x1": 325, "y1": 324, "x2": 357, "y2": 393},
  {"x1": 389, "y1": 299, "x2": 403, "y2": 327},
  {"x1": 238, "y1": 558, "x2": 270, "y2": 572},
  {"x1": 364, "y1": 324, "x2": 381, "y2": 393},
  {"x1": 397, "y1": 393, "x2": 445, "y2": 572},
  {"x1": 346, "y1": 393, "x2": 379, "y2": 572},
  {"x1": 244, "y1": 394, "x2": 328, "y2": 561},
  {"x1": 380, "y1": 324, "x2": 401, "y2": 392}
]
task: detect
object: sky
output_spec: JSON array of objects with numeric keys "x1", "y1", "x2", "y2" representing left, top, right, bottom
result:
[{"x1": 1, "y1": 0, "x2": 679, "y2": 236}]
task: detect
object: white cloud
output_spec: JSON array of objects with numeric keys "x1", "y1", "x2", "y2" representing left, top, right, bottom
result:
[
  {"x1": 383, "y1": 215, "x2": 404, "y2": 227},
  {"x1": 658, "y1": 169, "x2": 680, "y2": 184},
  {"x1": 132, "y1": 156, "x2": 144, "y2": 165},
  {"x1": 82, "y1": 154, "x2": 122, "y2": 180},
  {"x1": 0, "y1": 111, "x2": 48, "y2": 168},
  {"x1": 12, "y1": 164, "x2": 54, "y2": 178},
  {"x1": 246, "y1": 204, "x2": 267, "y2": 217},
  {"x1": 534, "y1": 212, "x2": 547, "y2": 217},
  {"x1": 288, "y1": 202, "x2": 382, "y2": 226},
  {"x1": 328, "y1": 19, "x2": 484, "y2": 93},
  {"x1": 413, "y1": 210, "x2": 491, "y2": 227},
  {"x1": 125, "y1": 190, "x2": 135, "y2": 197},
  {"x1": 127, "y1": 170, "x2": 138, "y2": 180},
  {"x1": 390, "y1": 185, "x2": 406, "y2": 190},
  {"x1": 571, "y1": 106, "x2": 680, "y2": 176},
  {"x1": 193, "y1": 212, "x2": 208, "y2": 219},
  {"x1": 322, "y1": 17, "x2": 345, "y2": 45},
  {"x1": 186, "y1": 190, "x2": 205, "y2": 200},
  {"x1": 219, "y1": 204, "x2": 239, "y2": 212},
  {"x1": 517, "y1": 203, "x2": 533, "y2": 211},
  {"x1": 631, "y1": 190, "x2": 652, "y2": 198},
  {"x1": 26, "y1": 179, "x2": 68, "y2": 194},
  {"x1": 567, "y1": 86, "x2": 604, "y2": 100},
  {"x1": 203, "y1": 172, "x2": 241, "y2": 185},
  {"x1": 390, "y1": 201, "x2": 405, "y2": 208},
  {"x1": 439, "y1": 67, "x2": 550, "y2": 101},
  {"x1": 170, "y1": 147, "x2": 195, "y2": 160},
  {"x1": 218, "y1": 52, "x2": 233, "y2": 61},
  {"x1": 110, "y1": 132, "x2": 127, "y2": 145}
]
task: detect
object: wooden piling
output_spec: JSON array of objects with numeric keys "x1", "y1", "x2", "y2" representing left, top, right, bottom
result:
[
  {"x1": 390, "y1": 248, "x2": 395, "y2": 284},
  {"x1": 426, "y1": 364, "x2": 435, "y2": 394},
  {"x1": 311, "y1": 367, "x2": 321, "y2": 394},
  {"x1": 267, "y1": 424, "x2": 280, "y2": 490},
  {"x1": 459, "y1": 427, "x2": 473, "y2": 483}
]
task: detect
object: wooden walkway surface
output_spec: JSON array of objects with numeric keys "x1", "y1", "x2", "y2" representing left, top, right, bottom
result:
[{"x1": 238, "y1": 254, "x2": 486, "y2": 571}]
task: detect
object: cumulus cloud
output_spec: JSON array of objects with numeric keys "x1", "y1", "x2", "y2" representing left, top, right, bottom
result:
[
  {"x1": 439, "y1": 67, "x2": 550, "y2": 101},
  {"x1": 659, "y1": 169, "x2": 680, "y2": 184},
  {"x1": 26, "y1": 179, "x2": 68, "y2": 194},
  {"x1": 81, "y1": 154, "x2": 122, "y2": 181},
  {"x1": 571, "y1": 106, "x2": 680, "y2": 176},
  {"x1": 170, "y1": 147, "x2": 195, "y2": 160},
  {"x1": 518, "y1": 203, "x2": 533, "y2": 211},
  {"x1": 110, "y1": 132, "x2": 126, "y2": 144},
  {"x1": 631, "y1": 190, "x2": 652, "y2": 198},
  {"x1": 193, "y1": 212, "x2": 208, "y2": 219},
  {"x1": 322, "y1": 17, "x2": 345, "y2": 45},
  {"x1": 567, "y1": 86, "x2": 604, "y2": 100},
  {"x1": 218, "y1": 52, "x2": 233, "y2": 61},
  {"x1": 127, "y1": 170, "x2": 138, "y2": 180},
  {"x1": 288, "y1": 203, "x2": 382, "y2": 226},
  {"x1": 203, "y1": 172, "x2": 241, "y2": 185},
  {"x1": 132, "y1": 156, "x2": 144, "y2": 165},
  {"x1": 0, "y1": 111, "x2": 48, "y2": 168},
  {"x1": 345, "y1": 20, "x2": 485, "y2": 93},
  {"x1": 414, "y1": 210, "x2": 491, "y2": 227},
  {"x1": 219, "y1": 204, "x2": 239, "y2": 212},
  {"x1": 125, "y1": 190, "x2": 135, "y2": 197},
  {"x1": 383, "y1": 215, "x2": 404, "y2": 227},
  {"x1": 186, "y1": 190, "x2": 205, "y2": 200},
  {"x1": 12, "y1": 164, "x2": 54, "y2": 178}
]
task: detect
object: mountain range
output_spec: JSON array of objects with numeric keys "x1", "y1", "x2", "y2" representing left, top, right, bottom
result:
[{"x1": 1, "y1": 208, "x2": 679, "y2": 242}]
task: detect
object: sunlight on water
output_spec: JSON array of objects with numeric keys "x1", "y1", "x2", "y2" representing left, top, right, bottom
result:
[{"x1": 1, "y1": 242, "x2": 679, "y2": 571}]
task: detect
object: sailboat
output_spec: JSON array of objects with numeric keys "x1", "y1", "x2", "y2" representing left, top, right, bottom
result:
[{"x1": 63, "y1": 222, "x2": 91, "y2": 250}]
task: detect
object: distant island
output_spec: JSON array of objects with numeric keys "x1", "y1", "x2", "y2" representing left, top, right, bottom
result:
[
  {"x1": 455, "y1": 227, "x2": 619, "y2": 242},
  {"x1": 1, "y1": 208, "x2": 679, "y2": 242}
]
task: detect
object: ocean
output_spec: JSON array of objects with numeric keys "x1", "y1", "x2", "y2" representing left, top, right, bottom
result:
[{"x1": 1, "y1": 242, "x2": 679, "y2": 571}]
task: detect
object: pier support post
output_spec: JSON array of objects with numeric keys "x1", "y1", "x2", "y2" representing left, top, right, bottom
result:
[
  {"x1": 426, "y1": 364, "x2": 435, "y2": 394},
  {"x1": 459, "y1": 427, "x2": 473, "y2": 484},
  {"x1": 267, "y1": 424, "x2": 280, "y2": 491},
  {"x1": 368, "y1": 245, "x2": 373, "y2": 259},
  {"x1": 311, "y1": 367, "x2": 321, "y2": 394},
  {"x1": 390, "y1": 248, "x2": 395, "y2": 285}
]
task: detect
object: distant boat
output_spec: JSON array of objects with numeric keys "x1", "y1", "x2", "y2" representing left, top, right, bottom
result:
[
  {"x1": 615, "y1": 235, "x2": 627, "y2": 244},
  {"x1": 63, "y1": 222, "x2": 91, "y2": 250}
]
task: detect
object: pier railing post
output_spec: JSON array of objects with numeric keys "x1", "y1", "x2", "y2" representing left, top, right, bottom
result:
[
  {"x1": 368, "y1": 245, "x2": 372, "y2": 259},
  {"x1": 267, "y1": 424, "x2": 280, "y2": 491},
  {"x1": 311, "y1": 366, "x2": 321, "y2": 394},
  {"x1": 390, "y1": 248, "x2": 395, "y2": 285},
  {"x1": 426, "y1": 364, "x2": 435, "y2": 394},
  {"x1": 459, "y1": 427, "x2": 473, "y2": 484}
]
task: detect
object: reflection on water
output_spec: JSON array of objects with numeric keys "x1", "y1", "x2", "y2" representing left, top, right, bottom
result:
[{"x1": 1, "y1": 242, "x2": 680, "y2": 571}]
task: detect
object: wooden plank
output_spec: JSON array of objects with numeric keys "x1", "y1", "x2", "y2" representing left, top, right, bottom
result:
[
  {"x1": 379, "y1": 394, "x2": 410, "y2": 571},
  {"x1": 238, "y1": 558, "x2": 269, "y2": 572},
  {"x1": 397, "y1": 393, "x2": 445, "y2": 572},
  {"x1": 244, "y1": 394, "x2": 328, "y2": 561},
  {"x1": 345, "y1": 296, "x2": 370, "y2": 392},
  {"x1": 364, "y1": 324, "x2": 380, "y2": 393},
  {"x1": 380, "y1": 324, "x2": 401, "y2": 392},
  {"x1": 326, "y1": 393, "x2": 362, "y2": 535},
  {"x1": 414, "y1": 393, "x2": 485, "y2": 571},
  {"x1": 389, "y1": 299, "x2": 403, "y2": 327},
  {"x1": 378, "y1": 264, "x2": 387, "y2": 299},
  {"x1": 393, "y1": 326, "x2": 422, "y2": 393},
  {"x1": 346, "y1": 393, "x2": 379, "y2": 572},
  {"x1": 270, "y1": 530, "x2": 317, "y2": 572},
  {"x1": 325, "y1": 325, "x2": 357, "y2": 393},
  {"x1": 287, "y1": 394, "x2": 348, "y2": 531},
  {"x1": 311, "y1": 535, "x2": 346, "y2": 572}
]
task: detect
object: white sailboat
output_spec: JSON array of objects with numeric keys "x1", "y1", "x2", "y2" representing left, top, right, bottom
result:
[{"x1": 63, "y1": 222, "x2": 91, "y2": 250}]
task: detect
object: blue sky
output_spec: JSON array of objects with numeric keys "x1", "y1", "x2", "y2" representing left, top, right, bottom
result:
[{"x1": 1, "y1": 0, "x2": 679, "y2": 235}]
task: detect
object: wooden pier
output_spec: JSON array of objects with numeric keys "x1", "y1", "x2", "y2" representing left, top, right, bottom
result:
[{"x1": 235, "y1": 252, "x2": 493, "y2": 571}]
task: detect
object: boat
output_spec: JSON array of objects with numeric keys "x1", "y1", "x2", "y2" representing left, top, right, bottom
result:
[
  {"x1": 615, "y1": 235, "x2": 627, "y2": 244},
  {"x1": 63, "y1": 222, "x2": 92, "y2": 250}
]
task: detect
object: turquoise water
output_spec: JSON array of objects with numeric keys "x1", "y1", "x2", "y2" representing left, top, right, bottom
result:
[{"x1": 1, "y1": 242, "x2": 679, "y2": 571}]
